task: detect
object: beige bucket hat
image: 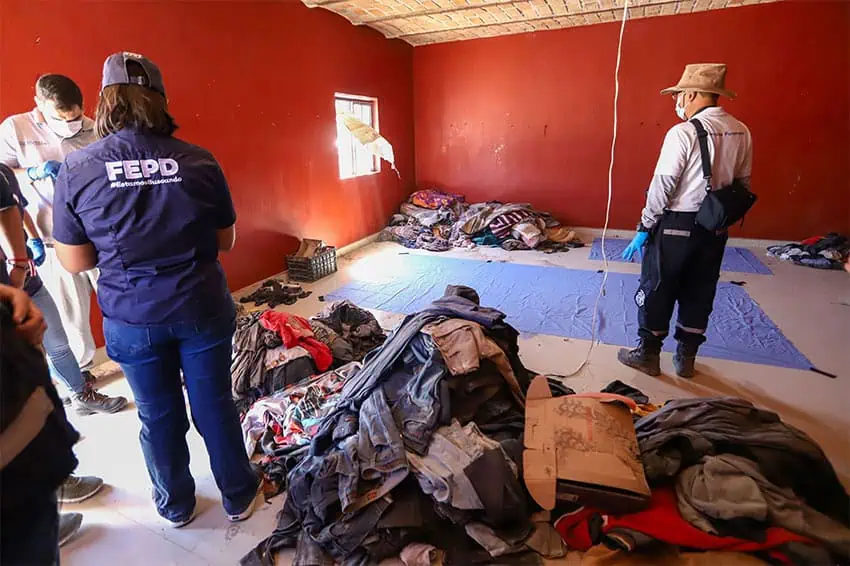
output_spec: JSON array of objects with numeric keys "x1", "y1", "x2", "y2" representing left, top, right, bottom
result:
[{"x1": 661, "y1": 63, "x2": 737, "y2": 99}]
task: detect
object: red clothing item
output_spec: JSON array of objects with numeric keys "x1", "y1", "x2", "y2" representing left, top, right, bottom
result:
[
  {"x1": 554, "y1": 487, "x2": 815, "y2": 555},
  {"x1": 260, "y1": 311, "x2": 332, "y2": 372}
]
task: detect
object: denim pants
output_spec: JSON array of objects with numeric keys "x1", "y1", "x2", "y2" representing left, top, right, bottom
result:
[
  {"x1": 104, "y1": 312, "x2": 257, "y2": 521},
  {"x1": 0, "y1": 493, "x2": 59, "y2": 565},
  {"x1": 31, "y1": 286, "x2": 87, "y2": 394}
]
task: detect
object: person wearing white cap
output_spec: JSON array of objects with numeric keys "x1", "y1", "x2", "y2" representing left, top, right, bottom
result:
[{"x1": 618, "y1": 63, "x2": 753, "y2": 378}]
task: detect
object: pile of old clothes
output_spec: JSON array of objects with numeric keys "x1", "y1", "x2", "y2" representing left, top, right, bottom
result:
[
  {"x1": 232, "y1": 312, "x2": 311, "y2": 413},
  {"x1": 243, "y1": 361, "x2": 362, "y2": 491},
  {"x1": 242, "y1": 285, "x2": 564, "y2": 566},
  {"x1": 379, "y1": 188, "x2": 584, "y2": 254},
  {"x1": 232, "y1": 311, "x2": 330, "y2": 413},
  {"x1": 232, "y1": 302, "x2": 385, "y2": 415},
  {"x1": 310, "y1": 300, "x2": 387, "y2": 368},
  {"x1": 767, "y1": 233, "x2": 849, "y2": 270},
  {"x1": 554, "y1": 396, "x2": 850, "y2": 565},
  {"x1": 260, "y1": 310, "x2": 333, "y2": 373},
  {"x1": 240, "y1": 279, "x2": 311, "y2": 308}
]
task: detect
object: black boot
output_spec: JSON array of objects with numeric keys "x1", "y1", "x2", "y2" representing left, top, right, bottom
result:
[
  {"x1": 673, "y1": 328, "x2": 705, "y2": 378},
  {"x1": 617, "y1": 336, "x2": 663, "y2": 377},
  {"x1": 673, "y1": 343, "x2": 698, "y2": 378}
]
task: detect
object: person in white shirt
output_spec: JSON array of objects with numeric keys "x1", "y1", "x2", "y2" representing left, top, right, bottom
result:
[
  {"x1": 618, "y1": 63, "x2": 753, "y2": 378},
  {"x1": 0, "y1": 75, "x2": 100, "y2": 373}
]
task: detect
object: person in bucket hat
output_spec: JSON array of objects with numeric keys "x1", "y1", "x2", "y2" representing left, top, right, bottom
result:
[{"x1": 618, "y1": 64, "x2": 753, "y2": 378}]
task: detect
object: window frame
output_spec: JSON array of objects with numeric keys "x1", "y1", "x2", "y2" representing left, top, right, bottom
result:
[{"x1": 334, "y1": 92, "x2": 381, "y2": 180}]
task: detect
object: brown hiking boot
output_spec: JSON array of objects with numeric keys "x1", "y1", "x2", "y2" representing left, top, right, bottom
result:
[{"x1": 74, "y1": 385, "x2": 128, "y2": 416}]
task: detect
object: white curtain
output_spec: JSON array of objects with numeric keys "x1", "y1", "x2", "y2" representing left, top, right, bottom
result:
[{"x1": 336, "y1": 111, "x2": 399, "y2": 177}]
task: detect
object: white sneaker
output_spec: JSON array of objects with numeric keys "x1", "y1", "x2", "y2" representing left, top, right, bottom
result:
[
  {"x1": 164, "y1": 509, "x2": 195, "y2": 529},
  {"x1": 226, "y1": 481, "x2": 263, "y2": 523}
]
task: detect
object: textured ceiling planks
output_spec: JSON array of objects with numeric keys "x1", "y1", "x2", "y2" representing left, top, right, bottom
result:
[{"x1": 302, "y1": 0, "x2": 779, "y2": 45}]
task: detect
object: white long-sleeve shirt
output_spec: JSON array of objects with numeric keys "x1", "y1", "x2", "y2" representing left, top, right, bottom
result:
[
  {"x1": 640, "y1": 107, "x2": 752, "y2": 230},
  {"x1": 0, "y1": 109, "x2": 97, "y2": 241}
]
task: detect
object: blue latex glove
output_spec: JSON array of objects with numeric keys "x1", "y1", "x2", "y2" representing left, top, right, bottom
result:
[
  {"x1": 26, "y1": 160, "x2": 62, "y2": 181},
  {"x1": 622, "y1": 231, "x2": 649, "y2": 261},
  {"x1": 28, "y1": 238, "x2": 46, "y2": 267}
]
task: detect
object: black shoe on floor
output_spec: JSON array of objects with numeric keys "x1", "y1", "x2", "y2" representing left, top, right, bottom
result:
[
  {"x1": 617, "y1": 345, "x2": 661, "y2": 376},
  {"x1": 672, "y1": 329, "x2": 703, "y2": 378},
  {"x1": 673, "y1": 354, "x2": 695, "y2": 377},
  {"x1": 58, "y1": 476, "x2": 104, "y2": 503},
  {"x1": 74, "y1": 385, "x2": 128, "y2": 416},
  {"x1": 59, "y1": 513, "x2": 83, "y2": 546},
  {"x1": 81, "y1": 370, "x2": 97, "y2": 385}
]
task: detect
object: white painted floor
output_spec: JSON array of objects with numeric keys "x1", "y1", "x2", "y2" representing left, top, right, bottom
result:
[{"x1": 60, "y1": 240, "x2": 850, "y2": 565}]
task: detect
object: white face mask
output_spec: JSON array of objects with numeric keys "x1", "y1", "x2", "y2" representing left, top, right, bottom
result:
[
  {"x1": 675, "y1": 95, "x2": 688, "y2": 121},
  {"x1": 46, "y1": 116, "x2": 83, "y2": 138}
]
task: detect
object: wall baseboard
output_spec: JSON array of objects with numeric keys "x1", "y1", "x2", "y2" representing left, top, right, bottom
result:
[
  {"x1": 571, "y1": 226, "x2": 789, "y2": 248},
  {"x1": 337, "y1": 232, "x2": 381, "y2": 258},
  {"x1": 232, "y1": 231, "x2": 382, "y2": 298}
]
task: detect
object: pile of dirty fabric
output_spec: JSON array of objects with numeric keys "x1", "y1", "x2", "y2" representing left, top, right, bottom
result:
[
  {"x1": 237, "y1": 289, "x2": 850, "y2": 566},
  {"x1": 379, "y1": 188, "x2": 584, "y2": 254},
  {"x1": 767, "y1": 232, "x2": 849, "y2": 270},
  {"x1": 555, "y1": 396, "x2": 850, "y2": 565},
  {"x1": 242, "y1": 361, "x2": 363, "y2": 491},
  {"x1": 242, "y1": 285, "x2": 557, "y2": 566},
  {"x1": 240, "y1": 279, "x2": 312, "y2": 308},
  {"x1": 310, "y1": 300, "x2": 387, "y2": 367},
  {"x1": 231, "y1": 302, "x2": 385, "y2": 414}
]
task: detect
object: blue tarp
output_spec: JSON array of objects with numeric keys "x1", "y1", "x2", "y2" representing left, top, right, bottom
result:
[
  {"x1": 329, "y1": 254, "x2": 809, "y2": 370},
  {"x1": 588, "y1": 238, "x2": 773, "y2": 275}
]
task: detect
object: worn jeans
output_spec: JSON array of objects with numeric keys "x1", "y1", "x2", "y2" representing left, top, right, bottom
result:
[
  {"x1": 104, "y1": 311, "x2": 257, "y2": 521},
  {"x1": 40, "y1": 247, "x2": 99, "y2": 369},
  {"x1": 1, "y1": 492, "x2": 59, "y2": 565},
  {"x1": 406, "y1": 420, "x2": 503, "y2": 510},
  {"x1": 31, "y1": 286, "x2": 87, "y2": 394}
]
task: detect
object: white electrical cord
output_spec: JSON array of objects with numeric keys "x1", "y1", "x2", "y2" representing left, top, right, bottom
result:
[{"x1": 562, "y1": 0, "x2": 630, "y2": 377}]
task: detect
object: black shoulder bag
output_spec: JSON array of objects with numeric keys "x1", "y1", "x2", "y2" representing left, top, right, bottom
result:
[{"x1": 690, "y1": 118, "x2": 757, "y2": 231}]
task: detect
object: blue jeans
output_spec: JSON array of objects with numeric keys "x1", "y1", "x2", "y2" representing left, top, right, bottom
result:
[
  {"x1": 0, "y1": 493, "x2": 59, "y2": 565},
  {"x1": 104, "y1": 312, "x2": 257, "y2": 521},
  {"x1": 31, "y1": 286, "x2": 87, "y2": 394}
]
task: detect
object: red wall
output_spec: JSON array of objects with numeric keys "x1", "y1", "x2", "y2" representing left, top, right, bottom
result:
[
  {"x1": 414, "y1": 1, "x2": 850, "y2": 240},
  {"x1": 0, "y1": 0, "x2": 414, "y2": 344}
]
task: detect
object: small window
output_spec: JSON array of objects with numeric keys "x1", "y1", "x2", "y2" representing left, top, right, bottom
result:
[{"x1": 335, "y1": 94, "x2": 379, "y2": 179}]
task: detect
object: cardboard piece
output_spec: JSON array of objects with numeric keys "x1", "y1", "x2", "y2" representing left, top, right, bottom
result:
[
  {"x1": 523, "y1": 376, "x2": 651, "y2": 514},
  {"x1": 294, "y1": 239, "x2": 324, "y2": 258}
]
